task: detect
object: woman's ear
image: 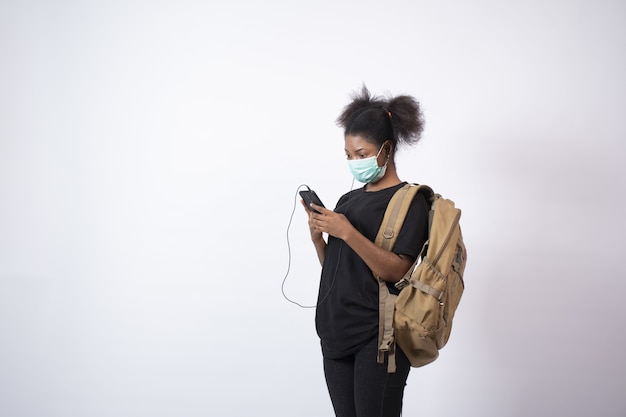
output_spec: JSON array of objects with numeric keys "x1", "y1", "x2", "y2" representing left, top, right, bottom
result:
[{"x1": 385, "y1": 141, "x2": 393, "y2": 156}]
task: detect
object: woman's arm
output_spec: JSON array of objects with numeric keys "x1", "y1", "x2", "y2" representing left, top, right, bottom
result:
[
  {"x1": 302, "y1": 200, "x2": 327, "y2": 266},
  {"x1": 342, "y1": 227, "x2": 413, "y2": 282},
  {"x1": 309, "y1": 203, "x2": 413, "y2": 282}
]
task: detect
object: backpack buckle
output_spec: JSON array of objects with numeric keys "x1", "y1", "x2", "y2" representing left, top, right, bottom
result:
[{"x1": 395, "y1": 277, "x2": 409, "y2": 290}]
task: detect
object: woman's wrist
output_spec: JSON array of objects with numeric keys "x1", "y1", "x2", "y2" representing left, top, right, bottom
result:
[{"x1": 312, "y1": 234, "x2": 325, "y2": 244}]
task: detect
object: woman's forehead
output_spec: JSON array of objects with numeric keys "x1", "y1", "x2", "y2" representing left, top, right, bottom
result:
[{"x1": 344, "y1": 134, "x2": 377, "y2": 150}]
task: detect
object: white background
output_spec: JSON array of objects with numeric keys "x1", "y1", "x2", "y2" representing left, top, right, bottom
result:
[{"x1": 1, "y1": 1, "x2": 625, "y2": 416}]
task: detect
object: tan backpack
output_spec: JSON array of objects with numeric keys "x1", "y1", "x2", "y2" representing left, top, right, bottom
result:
[{"x1": 374, "y1": 184, "x2": 467, "y2": 372}]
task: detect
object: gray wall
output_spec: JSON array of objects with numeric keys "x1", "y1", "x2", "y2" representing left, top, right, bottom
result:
[{"x1": 1, "y1": 1, "x2": 625, "y2": 416}]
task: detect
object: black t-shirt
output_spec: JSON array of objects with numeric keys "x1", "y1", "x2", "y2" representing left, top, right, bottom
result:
[{"x1": 315, "y1": 182, "x2": 429, "y2": 359}]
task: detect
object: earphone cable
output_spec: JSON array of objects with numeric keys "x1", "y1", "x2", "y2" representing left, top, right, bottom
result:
[
  {"x1": 281, "y1": 185, "x2": 317, "y2": 308},
  {"x1": 281, "y1": 184, "x2": 340, "y2": 309}
]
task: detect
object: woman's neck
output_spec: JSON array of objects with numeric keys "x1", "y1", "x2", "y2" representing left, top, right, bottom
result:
[{"x1": 365, "y1": 169, "x2": 401, "y2": 192}]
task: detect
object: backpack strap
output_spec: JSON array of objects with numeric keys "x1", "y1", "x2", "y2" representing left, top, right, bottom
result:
[
  {"x1": 376, "y1": 184, "x2": 420, "y2": 251},
  {"x1": 395, "y1": 185, "x2": 436, "y2": 291},
  {"x1": 373, "y1": 183, "x2": 420, "y2": 373}
]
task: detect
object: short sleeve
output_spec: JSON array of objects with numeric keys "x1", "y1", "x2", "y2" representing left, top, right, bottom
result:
[{"x1": 391, "y1": 192, "x2": 429, "y2": 259}]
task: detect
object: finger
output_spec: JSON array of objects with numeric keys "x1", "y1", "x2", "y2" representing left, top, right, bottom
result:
[
  {"x1": 310, "y1": 203, "x2": 330, "y2": 215},
  {"x1": 301, "y1": 201, "x2": 318, "y2": 218},
  {"x1": 311, "y1": 212, "x2": 325, "y2": 222}
]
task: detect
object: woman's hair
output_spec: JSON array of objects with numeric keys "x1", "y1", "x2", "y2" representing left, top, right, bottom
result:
[{"x1": 336, "y1": 85, "x2": 424, "y2": 151}]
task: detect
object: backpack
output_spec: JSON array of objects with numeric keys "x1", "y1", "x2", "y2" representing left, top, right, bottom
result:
[{"x1": 373, "y1": 183, "x2": 467, "y2": 372}]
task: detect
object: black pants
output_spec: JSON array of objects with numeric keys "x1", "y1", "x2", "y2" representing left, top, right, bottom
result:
[{"x1": 323, "y1": 337, "x2": 411, "y2": 417}]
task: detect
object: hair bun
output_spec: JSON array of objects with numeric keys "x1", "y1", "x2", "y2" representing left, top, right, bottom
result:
[{"x1": 337, "y1": 85, "x2": 424, "y2": 149}]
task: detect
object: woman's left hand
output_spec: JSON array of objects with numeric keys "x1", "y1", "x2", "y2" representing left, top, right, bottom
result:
[{"x1": 309, "y1": 204, "x2": 353, "y2": 241}]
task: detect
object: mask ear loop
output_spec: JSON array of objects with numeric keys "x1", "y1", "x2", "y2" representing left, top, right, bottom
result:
[{"x1": 378, "y1": 140, "x2": 392, "y2": 167}]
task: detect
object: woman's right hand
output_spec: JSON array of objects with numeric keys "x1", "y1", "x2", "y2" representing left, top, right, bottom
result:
[
  {"x1": 301, "y1": 199, "x2": 323, "y2": 241},
  {"x1": 301, "y1": 199, "x2": 326, "y2": 265}
]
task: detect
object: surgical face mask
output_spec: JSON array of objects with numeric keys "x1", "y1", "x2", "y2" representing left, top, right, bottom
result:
[{"x1": 347, "y1": 144, "x2": 388, "y2": 184}]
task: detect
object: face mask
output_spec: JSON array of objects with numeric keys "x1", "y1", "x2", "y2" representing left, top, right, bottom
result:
[{"x1": 347, "y1": 144, "x2": 388, "y2": 184}]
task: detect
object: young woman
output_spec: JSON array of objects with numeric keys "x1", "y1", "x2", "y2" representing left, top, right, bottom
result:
[{"x1": 302, "y1": 86, "x2": 430, "y2": 417}]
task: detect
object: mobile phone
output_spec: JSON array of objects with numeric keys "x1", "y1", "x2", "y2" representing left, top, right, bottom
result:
[{"x1": 299, "y1": 189, "x2": 325, "y2": 214}]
